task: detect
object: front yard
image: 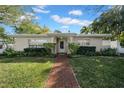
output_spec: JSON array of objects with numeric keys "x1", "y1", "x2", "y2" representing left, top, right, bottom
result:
[
  {"x1": 70, "y1": 56, "x2": 124, "y2": 88},
  {"x1": 0, "y1": 57, "x2": 53, "y2": 88}
]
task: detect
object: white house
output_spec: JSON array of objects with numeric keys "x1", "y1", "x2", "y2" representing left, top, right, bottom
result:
[{"x1": 9, "y1": 33, "x2": 112, "y2": 54}]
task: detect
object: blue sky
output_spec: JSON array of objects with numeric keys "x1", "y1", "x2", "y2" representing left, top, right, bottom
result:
[{"x1": 2, "y1": 5, "x2": 112, "y2": 34}]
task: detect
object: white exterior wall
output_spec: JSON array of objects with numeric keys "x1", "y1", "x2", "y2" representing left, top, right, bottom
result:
[
  {"x1": 72, "y1": 37, "x2": 103, "y2": 52},
  {"x1": 113, "y1": 41, "x2": 124, "y2": 54},
  {"x1": 102, "y1": 40, "x2": 111, "y2": 49},
  {"x1": 102, "y1": 40, "x2": 124, "y2": 54},
  {"x1": 14, "y1": 38, "x2": 29, "y2": 51},
  {"x1": 13, "y1": 35, "x2": 113, "y2": 53},
  {"x1": 90, "y1": 38, "x2": 103, "y2": 51},
  {"x1": 14, "y1": 37, "x2": 55, "y2": 51}
]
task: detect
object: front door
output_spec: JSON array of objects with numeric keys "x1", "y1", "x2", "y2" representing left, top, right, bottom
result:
[{"x1": 58, "y1": 40, "x2": 66, "y2": 53}]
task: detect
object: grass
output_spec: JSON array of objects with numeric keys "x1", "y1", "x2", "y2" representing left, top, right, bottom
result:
[
  {"x1": 70, "y1": 56, "x2": 124, "y2": 88},
  {"x1": 0, "y1": 57, "x2": 54, "y2": 88}
]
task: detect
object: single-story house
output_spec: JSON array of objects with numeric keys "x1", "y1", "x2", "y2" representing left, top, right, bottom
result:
[{"x1": 9, "y1": 33, "x2": 112, "y2": 54}]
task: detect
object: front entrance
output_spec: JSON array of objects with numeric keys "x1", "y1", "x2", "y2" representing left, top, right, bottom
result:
[
  {"x1": 59, "y1": 40, "x2": 65, "y2": 53},
  {"x1": 57, "y1": 38, "x2": 67, "y2": 53}
]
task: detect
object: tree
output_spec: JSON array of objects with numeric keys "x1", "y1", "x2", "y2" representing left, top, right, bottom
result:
[
  {"x1": 54, "y1": 30, "x2": 62, "y2": 33},
  {"x1": 86, "y1": 5, "x2": 124, "y2": 41},
  {"x1": 0, "y1": 26, "x2": 13, "y2": 43},
  {"x1": 42, "y1": 25, "x2": 50, "y2": 34},
  {"x1": 80, "y1": 26, "x2": 92, "y2": 34},
  {"x1": 14, "y1": 20, "x2": 50, "y2": 34},
  {"x1": 0, "y1": 6, "x2": 23, "y2": 25},
  {"x1": 0, "y1": 26, "x2": 9, "y2": 39},
  {"x1": 119, "y1": 32, "x2": 124, "y2": 46}
]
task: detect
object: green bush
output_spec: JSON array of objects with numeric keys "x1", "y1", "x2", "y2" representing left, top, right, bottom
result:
[
  {"x1": 16, "y1": 51, "x2": 26, "y2": 57},
  {"x1": 95, "y1": 51, "x2": 102, "y2": 56},
  {"x1": 77, "y1": 46, "x2": 96, "y2": 56},
  {"x1": 43, "y1": 43, "x2": 55, "y2": 49},
  {"x1": 24, "y1": 48, "x2": 51, "y2": 57},
  {"x1": 3, "y1": 48, "x2": 17, "y2": 57},
  {"x1": 85, "y1": 51, "x2": 96, "y2": 56},
  {"x1": 68, "y1": 43, "x2": 79, "y2": 55},
  {"x1": 96, "y1": 48, "x2": 117, "y2": 56}
]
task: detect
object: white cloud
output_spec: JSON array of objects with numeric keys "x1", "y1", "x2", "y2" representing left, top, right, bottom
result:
[
  {"x1": 37, "y1": 5, "x2": 47, "y2": 9},
  {"x1": 61, "y1": 26, "x2": 69, "y2": 29},
  {"x1": 32, "y1": 6, "x2": 50, "y2": 14},
  {"x1": 51, "y1": 15, "x2": 92, "y2": 26},
  {"x1": 69, "y1": 10, "x2": 83, "y2": 16}
]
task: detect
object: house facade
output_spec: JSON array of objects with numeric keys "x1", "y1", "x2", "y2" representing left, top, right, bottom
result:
[{"x1": 9, "y1": 33, "x2": 112, "y2": 54}]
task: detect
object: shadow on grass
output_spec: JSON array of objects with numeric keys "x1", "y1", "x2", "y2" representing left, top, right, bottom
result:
[
  {"x1": 42, "y1": 67, "x2": 52, "y2": 74},
  {"x1": 0, "y1": 57, "x2": 54, "y2": 63}
]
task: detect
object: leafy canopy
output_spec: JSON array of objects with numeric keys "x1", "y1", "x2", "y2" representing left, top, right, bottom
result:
[{"x1": 0, "y1": 6, "x2": 23, "y2": 25}]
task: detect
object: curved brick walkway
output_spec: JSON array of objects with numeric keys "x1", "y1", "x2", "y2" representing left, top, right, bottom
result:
[{"x1": 45, "y1": 54, "x2": 79, "y2": 88}]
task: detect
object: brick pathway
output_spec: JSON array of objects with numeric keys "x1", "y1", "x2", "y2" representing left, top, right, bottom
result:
[{"x1": 45, "y1": 54, "x2": 79, "y2": 88}]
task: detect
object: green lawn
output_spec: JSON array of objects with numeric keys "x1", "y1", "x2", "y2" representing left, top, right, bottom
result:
[
  {"x1": 0, "y1": 57, "x2": 53, "y2": 88},
  {"x1": 70, "y1": 56, "x2": 124, "y2": 88}
]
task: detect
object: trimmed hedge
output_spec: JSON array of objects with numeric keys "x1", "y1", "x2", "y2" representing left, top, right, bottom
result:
[
  {"x1": 99, "y1": 48, "x2": 117, "y2": 56},
  {"x1": 24, "y1": 48, "x2": 51, "y2": 57},
  {"x1": 77, "y1": 46, "x2": 96, "y2": 56}
]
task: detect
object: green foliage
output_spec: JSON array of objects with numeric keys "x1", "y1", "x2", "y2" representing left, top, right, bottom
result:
[
  {"x1": 97, "y1": 48, "x2": 117, "y2": 56},
  {"x1": 0, "y1": 6, "x2": 23, "y2": 25},
  {"x1": 80, "y1": 26, "x2": 92, "y2": 34},
  {"x1": 77, "y1": 46, "x2": 96, "y2": 56},
  {"x1": 24, "y1": 48, "x2": 51, "y2": 57},
  {"x1": 119, "y1": 32, "x2": 124, "y2": 47},
  {"x1": 0, "y1": 26, "x2": 13, "y2": 43},
  {"x1": 81, "y1": 5, "x2": 124, "y2": 43},
  {"x1": 0, "y1": 27, "x2": 6, "y2": 38},
  {"x1": 42, "y1": 25, "x2": 50, "y2": 33},
  {"x1": 95, "y1": 48, "x2": 117, "y2": 56},
  {"x1": 70, "y1": 56, "x2": 124, "y2": 87},
  {"x1": 3, "y1": 47, "x2": 53, "y2": 57},
  {"x1": 0, "y1": 57, "x2": 53, "y2": 87},
  {"x1": 43, "y1": 43, "x2": 55, "y2": 49},
  {"x1": 68, "y1": 43, "x2": 79, "y2": 55},
  {"x1": 15, "y1": 20, "x2": 50, "y2": 34},
  {"x1": 3, "y1": 48, "x2": 17, "y2": 57}
]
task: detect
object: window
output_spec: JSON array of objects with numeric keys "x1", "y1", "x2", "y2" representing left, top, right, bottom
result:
[
  {"x1": 60, "y1": 41, "x2": 64, "y2": 49},
  {"x1": 86, "y1": 41, "x2": 90, "y2": 45},
  {"x1": 78, "y1": 39, "x2": 90, "y2": 46},
  {"x1": 29, "y1": 45, "x2": 43, "y2": 48}
]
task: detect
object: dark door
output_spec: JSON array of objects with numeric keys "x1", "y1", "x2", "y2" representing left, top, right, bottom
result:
[{"x1": 60, "y1": 41, "x2": 64, "y2": 49}]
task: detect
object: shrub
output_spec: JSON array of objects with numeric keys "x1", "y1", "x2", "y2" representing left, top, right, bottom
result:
[
  {"x1": 95, "y1": 51, "x2": 102, "y2": 56},
  {"x1": 85, "y1": 51, "x2": 96, "y2": 56},
  {"x1": 77, "y1": 46, "x2": 96, "y2": 56},
  {"x1": 43, "y1": 43, "x2": 55, "y2": 53},
  {"x1": 3, "y1": 48, "x2": 17, "y2": 57},
  {"x1": 100, "y1": 48, "x2": 117, "y2": 56},
  {"x1": 16, "y1": 51, "x2": 26, "y2": 57},
  {"x1": 43, "y1": 43, "x2": 55, "y2": 49},
  {"x1": 68, "y1": 43, "x2": 79, "y2": 55},
  {"x1": 24, "y1": 48, "x2": 51, "y2": 57}
]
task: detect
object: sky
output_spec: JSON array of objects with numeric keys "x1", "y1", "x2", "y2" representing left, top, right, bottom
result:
[{"x1": 3, "y1": 5, "x2": 112, "y2": 34}]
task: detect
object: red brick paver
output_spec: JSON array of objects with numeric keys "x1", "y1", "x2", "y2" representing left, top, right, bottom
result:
[{"x1": 45, "y1": 54, "x2": 79, "y2": 88}]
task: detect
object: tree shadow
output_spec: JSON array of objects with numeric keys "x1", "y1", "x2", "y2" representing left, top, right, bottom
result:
[{"x1": 0, "y1": 57, "x2": 54, "y2": 63}]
